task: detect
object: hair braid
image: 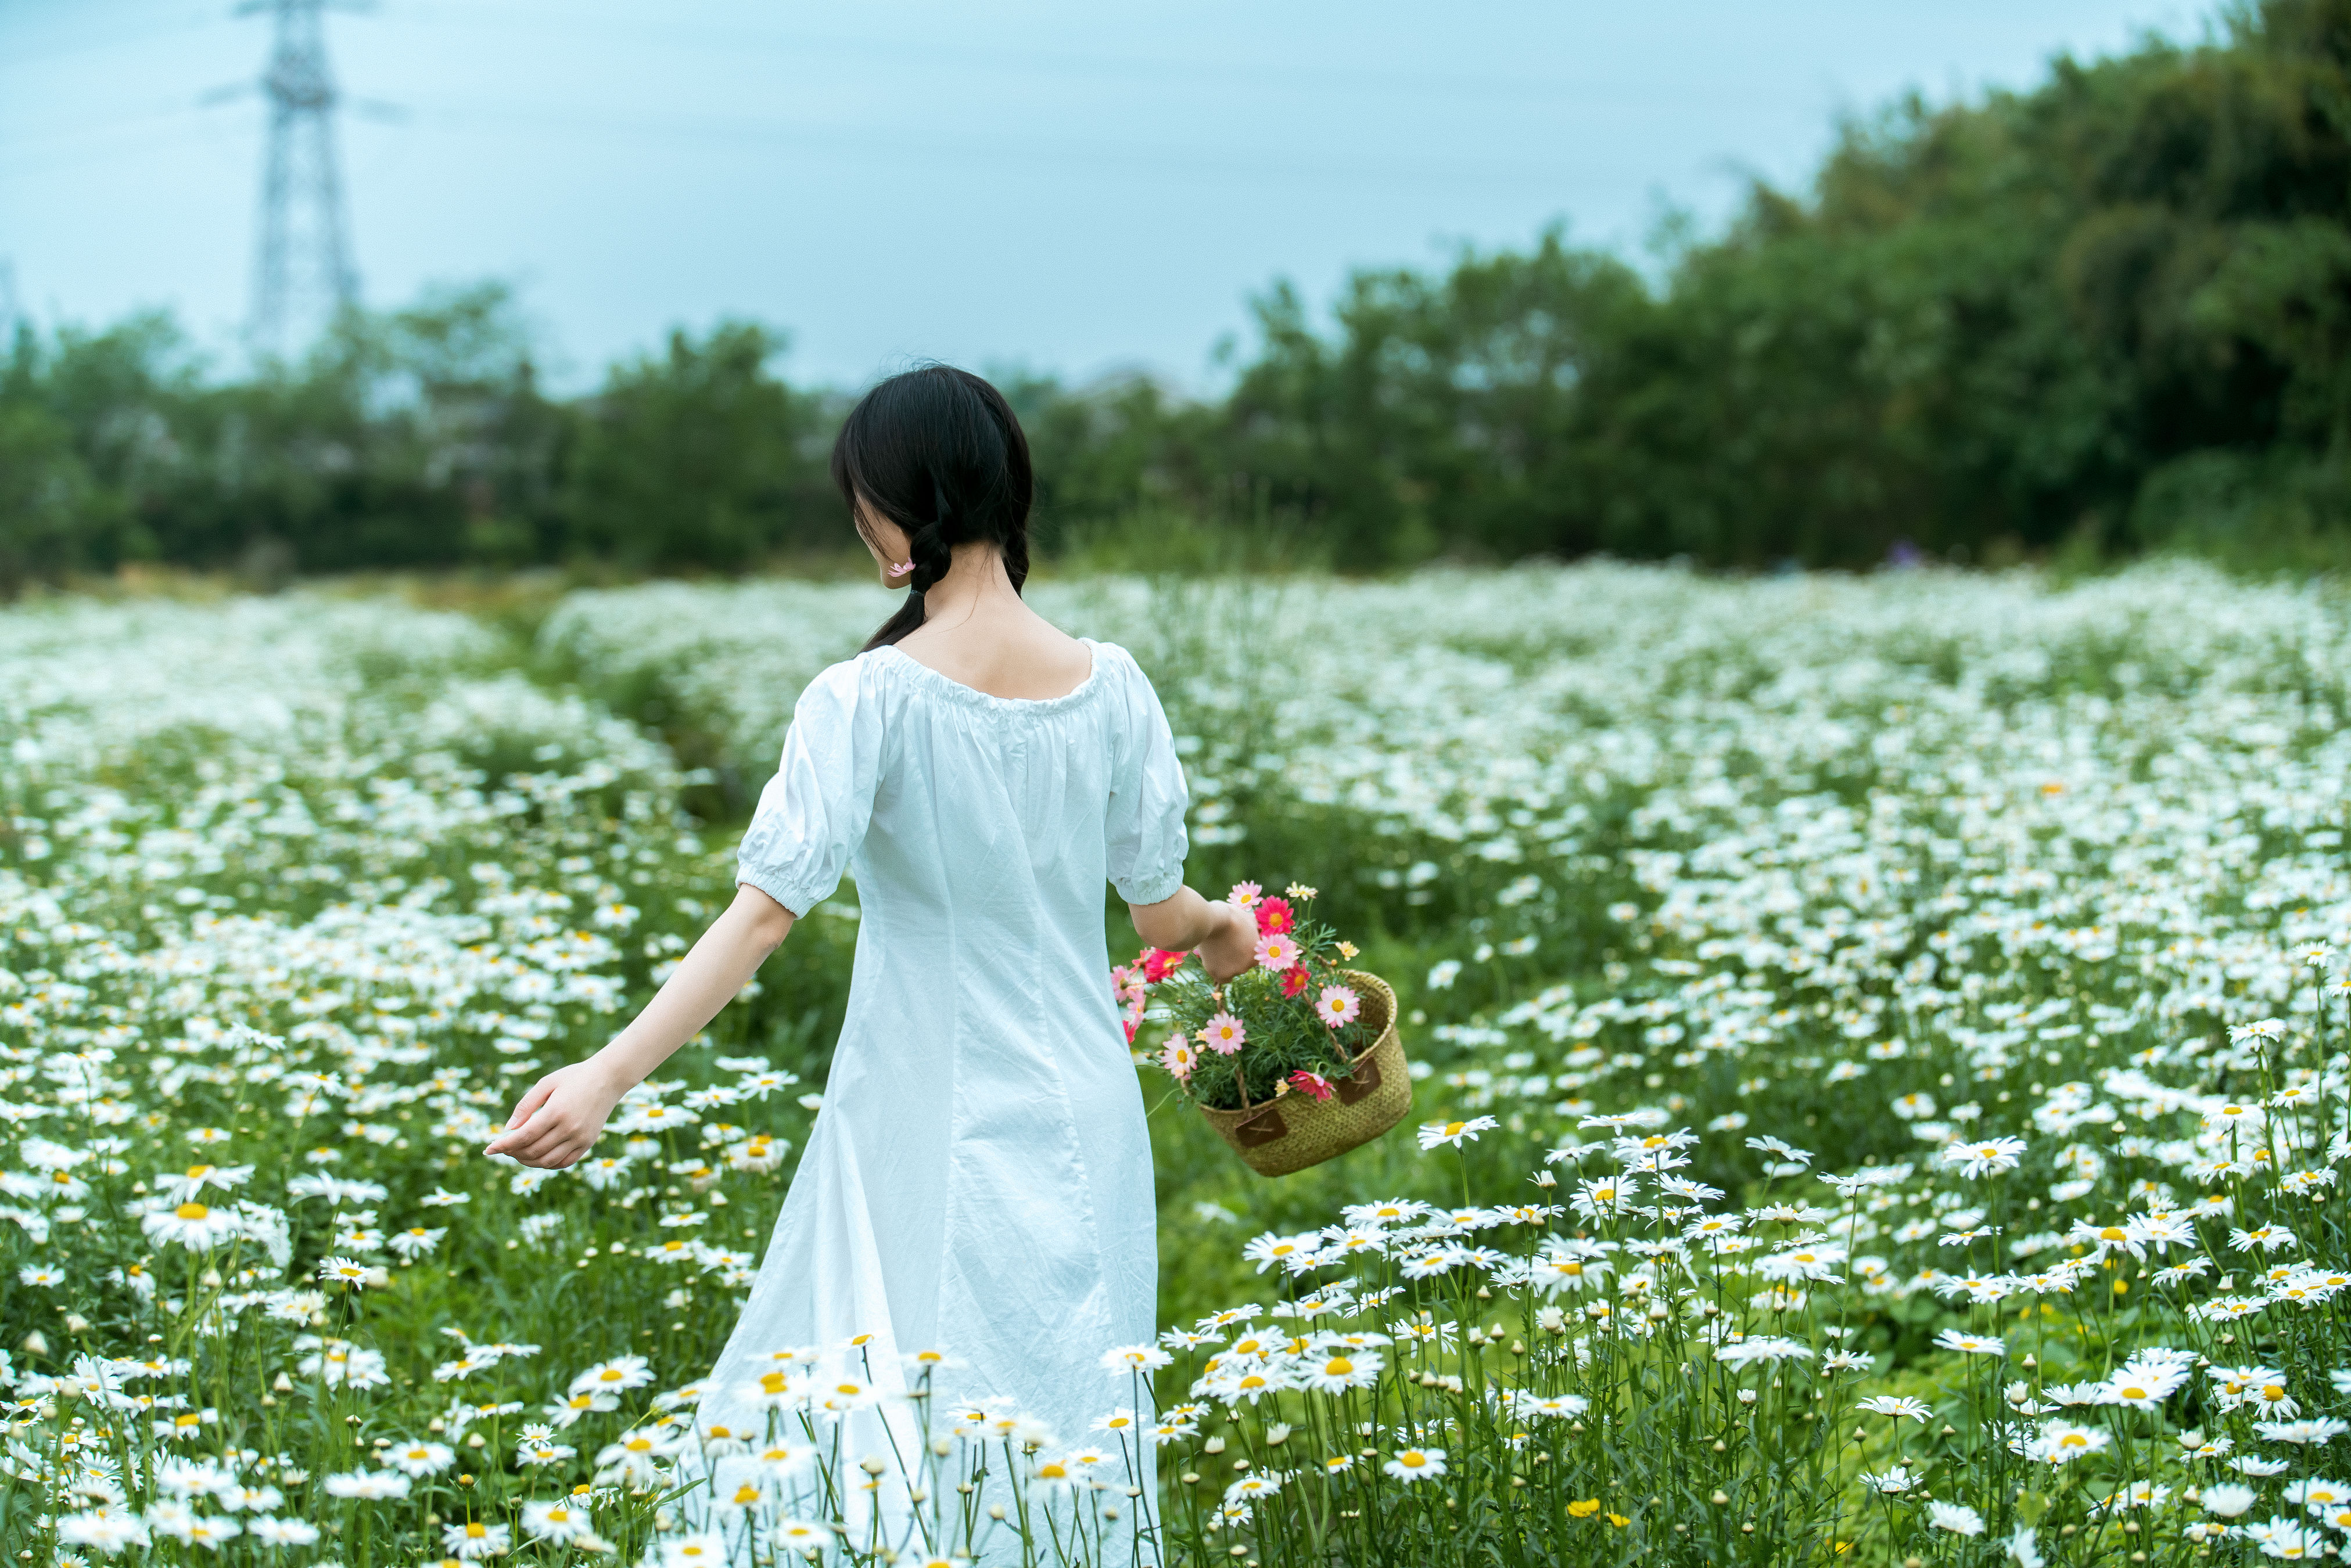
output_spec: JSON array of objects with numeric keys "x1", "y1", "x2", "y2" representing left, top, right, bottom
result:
[{"x1": 1000, "y1": 526, "x2": 1030, "y2": 594}]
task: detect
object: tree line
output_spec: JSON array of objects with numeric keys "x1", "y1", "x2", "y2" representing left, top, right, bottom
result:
[{"x1": 5, "y1": 0, "x2": 2349, "y2": 587}]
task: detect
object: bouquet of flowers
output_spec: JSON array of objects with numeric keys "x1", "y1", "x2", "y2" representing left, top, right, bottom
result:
[{"x1": 1112, "y1": 879, "x2": 1375, "y2": 1113}]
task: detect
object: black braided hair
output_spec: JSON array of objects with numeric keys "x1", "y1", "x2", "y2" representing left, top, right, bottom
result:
[
  {"x1": 902, "y1": 478, "x2": 956, "y2": 598},
  {"x1": 831, "y1": 365, "x2": 1035, "y2": 650}
]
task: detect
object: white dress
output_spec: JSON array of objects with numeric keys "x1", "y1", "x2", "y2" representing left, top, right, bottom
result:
[{"x1": 693, "y1": 638, "x2": 1187, "y2": 1558}]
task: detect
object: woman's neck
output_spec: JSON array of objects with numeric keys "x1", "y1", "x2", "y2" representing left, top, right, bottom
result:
[{"x1": 921, "y1": 541, "x2": 1017, "y2": 624}]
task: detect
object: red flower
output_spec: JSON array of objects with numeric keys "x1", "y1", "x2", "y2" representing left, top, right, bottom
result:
[
  {"x1": 1140, "y1": 947, "x2": 1191, "y2": 983},
  {"x1": 1255, "y1": 897, "x2": 1294, "y2": 936},
  {"x1": 1279, "y1": 968, "x2": 1309, "y2": 998},
  {"x1": 1288, "y1": 1070, "x2": 1334, "y2": 1101}
]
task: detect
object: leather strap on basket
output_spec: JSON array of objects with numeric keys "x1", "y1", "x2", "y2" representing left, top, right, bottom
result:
[
  {"x1": 1234, "y1": 1107, "x2": 1288, "y2": 1147},
  {"x1": 1336, "y1": 1053, "x2": 1383, "y2": 1105}
]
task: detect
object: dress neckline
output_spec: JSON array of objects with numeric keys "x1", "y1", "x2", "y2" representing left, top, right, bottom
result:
[{"x1": 876, "y1": 638, "x2": 1107, "y2": 713}]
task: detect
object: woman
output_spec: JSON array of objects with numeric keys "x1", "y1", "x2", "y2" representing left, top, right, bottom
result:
[{"x1": 484, "y1": 365, "x2": 1255, "y2": 1560}]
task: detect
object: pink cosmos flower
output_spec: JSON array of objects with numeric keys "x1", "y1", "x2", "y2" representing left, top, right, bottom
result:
[
  {"x1": 1254, "y1": 932, "x2": 1302, "y2": 972},
  {"x1": 1227, "y1": 881, "x2": 1262, "y2": 908},
  {"x1": 1288, "y1": 1071, "x2": 1334, "y2": 1102},
  {"x1": 1316, "y1": 984, "x2": 1362, "y2": 1028},
  {"x1": 1159, "y1": 1039, "x2": 1198, "y2": 1081},
  {"x1": 1200, "y1": 1012, "x2": 1247, "y2": 1055}
]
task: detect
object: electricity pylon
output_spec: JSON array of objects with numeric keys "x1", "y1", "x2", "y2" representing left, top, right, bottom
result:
[{"x1": 243, "y1": 0, "x2": 359, "y2": 360}]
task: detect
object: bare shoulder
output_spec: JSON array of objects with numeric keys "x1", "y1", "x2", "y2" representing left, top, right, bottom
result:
[{"x1": 898, "y1": 602, "x2": 1096, "y2": 701}]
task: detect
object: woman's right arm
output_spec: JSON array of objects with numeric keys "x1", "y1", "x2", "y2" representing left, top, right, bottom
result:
[
  {"x1": 484, "y1": 883, "x2": 794, "y2": 1169},
  {"x1": 1130, "y1": 887, "x2": 1257, "y2": 982}
]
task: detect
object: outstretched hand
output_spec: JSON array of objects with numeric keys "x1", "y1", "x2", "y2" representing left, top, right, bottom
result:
[
  {"x1": 484, "y1": 1058, "x2": 629, "y2": 1170},
  {"x1": 1195, "y1": 900, "x2": 1259, "y2": 984}
]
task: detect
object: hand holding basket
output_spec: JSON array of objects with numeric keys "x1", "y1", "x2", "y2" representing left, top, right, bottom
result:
[{"x1": 1115, "y1": 882, "x2": 1413, "y2": 1178}]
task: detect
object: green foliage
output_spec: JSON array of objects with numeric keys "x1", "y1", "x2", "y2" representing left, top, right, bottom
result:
[
  {"x1": 1219, "y1": 244, "x2": 1658, "y2": 567},
  {"x1": 561, "y1": 321, "x2": 837, "y2": 572},
  {"x1": 0, "y1": 388, "x2": 102, "y2": 590},
  {"x1": 0, "y1": 289, "x2": 836, "y2": 582},
  {"x1": 12, "y1": 0, "x2": 2351, "y2": 581},
  {"x1": 0, "y1": 286, "x2": 567, "y2": 576},
  {"x1": 1027, "y1": 0, "x2": 2351, "y2": 570}
]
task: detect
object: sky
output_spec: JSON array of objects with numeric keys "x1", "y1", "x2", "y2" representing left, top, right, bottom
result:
[{"x1": 1, "y1": 0, "x2": 2201, "y2": 393}]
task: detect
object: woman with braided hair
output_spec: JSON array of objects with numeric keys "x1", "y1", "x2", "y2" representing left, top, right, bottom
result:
[{"x1": 485, "y1": 364, "x2": 1257, "y2": 1561}]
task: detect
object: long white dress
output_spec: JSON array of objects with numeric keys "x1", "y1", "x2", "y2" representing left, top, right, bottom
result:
[{"x1": 692, "y1": 637, "x2": 1187, "y2": 1560}]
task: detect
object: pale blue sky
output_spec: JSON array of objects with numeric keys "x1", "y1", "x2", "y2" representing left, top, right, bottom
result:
[{"x1": 1, "y1": 0, "x2": 2199, "y2": 391}]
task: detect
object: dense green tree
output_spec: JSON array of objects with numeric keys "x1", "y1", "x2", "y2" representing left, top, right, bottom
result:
[
  {"x1": 1216, "y1": 242, "x2": 1659, "y2": 564},
  {"x1": 0, "y1": 387, "x2": 104, "y2": 589},
  {"x1": 0, "y1": 284, "x2": 567, "y2": 577},
  {"x1": 1172, "y1": 0, "x2": 2351, "y2": 569},
  {"x1": 560, "y1": 321, "x2": 833, "y2": 571},
  {"x1": 1000, "y1": 369, "x2": 1225, "y2": 549}
]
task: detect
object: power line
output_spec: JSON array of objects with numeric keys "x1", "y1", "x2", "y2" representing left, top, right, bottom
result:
[
  {"x1": 392, "y1": 2, "x2": 1657, "y2": 109},
  {"x1": 0, "y1": 4, "x2": 225, "y2": 75},
  {"x1": 0, "y1": 116, "x2": 254, "y2": 184},
  {"x1": 0, "y1": 96, "x2": 1617, "y2": 201},
  {"x1": 385, "y1": 95, "x2": 1622, "y2": 193}
]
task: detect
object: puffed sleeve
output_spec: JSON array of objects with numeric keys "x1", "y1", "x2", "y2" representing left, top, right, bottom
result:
[
  {"x1": 735, "y1": 658, "x2": 887, "y2": 918},
  {"x1": 1103, "y1": 646, "x2": 1190, "y2": 905}
]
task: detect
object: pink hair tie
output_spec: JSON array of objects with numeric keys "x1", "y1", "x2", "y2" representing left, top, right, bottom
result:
[{"x1": 889, "y1": 559, "x2": 914, "y2": 576}]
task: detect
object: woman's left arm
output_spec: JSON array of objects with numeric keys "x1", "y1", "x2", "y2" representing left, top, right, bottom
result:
[{"x1": 484, "y1": 884, "x2": 795, "y2": 1169}]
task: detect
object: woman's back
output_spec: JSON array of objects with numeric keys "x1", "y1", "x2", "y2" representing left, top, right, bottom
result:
[
  {"x1": 733, "y1": 634, "x2": 1189, "y2": 974},
  {"x1": 893, "y1": 605, "x2": 1096, "y2": 702}
]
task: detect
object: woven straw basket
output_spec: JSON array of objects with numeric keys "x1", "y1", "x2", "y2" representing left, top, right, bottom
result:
[{"x1": 1196, "y1": 970, "x2": 1412, "y2": 1177}]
